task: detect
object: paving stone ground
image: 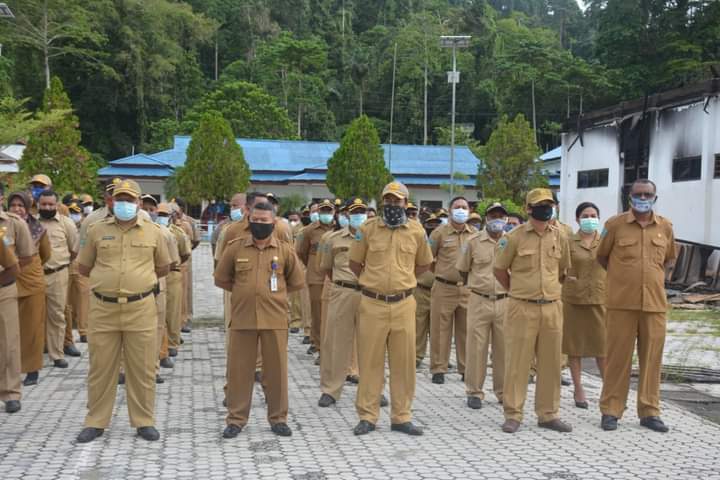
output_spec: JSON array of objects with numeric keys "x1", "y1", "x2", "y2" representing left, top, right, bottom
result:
[{"x1": 2, "y1": 244, "x2": 720, "y2": 480}]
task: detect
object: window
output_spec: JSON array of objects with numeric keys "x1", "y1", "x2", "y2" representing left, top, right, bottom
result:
[
  {"x1": 714, "y1": 154, "x2": 720, "y2": 179},
  {"x1": 577, "y1": 169, "x2": 609, "y2": 189},
  {"x1": 672, "y1": 156, "x2": 701, "y2": 182}
]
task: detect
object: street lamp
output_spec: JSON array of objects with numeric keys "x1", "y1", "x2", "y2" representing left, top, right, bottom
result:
[
  {"x1": 0, "y1": 3, "x2": 14, "y2": 18},
  {"x1": 440, "y1": 35, "x2": 471, "y2": 199}
]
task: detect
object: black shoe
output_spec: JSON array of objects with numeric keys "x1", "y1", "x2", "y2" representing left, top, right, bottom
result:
[
  {"x1": 168, "y1": 348, "x2": 178, "y2": 357},
  {"x1": 180, "y1": 337, "x2": 184, "y2": 345},
  {"x1": 601, "y1": 415, "x2": 618, "y2": 431},
  {"x1": 181, "y1": 323, "x2": 191, "y2": 333},
  {"x1": 271, "y1": 422, "x2": 292, "y2": 436},
  {"x1": 575, "y1": 400, "x2": 589, "y2": 409},
  {"x1": 223, "y1": 424, "x2": 242, "y2": 438},
  {"x1": 155, "y1": 375, "x2": 165, "y2": 384},
  {"x1": 76, "y1": 427, "x2": 104, "y2": 443},
  {"x1": 79, "y1": 335, "x2": 88, "y2": 343},
  {"x1": 431, "y1": 373, "x2": 445, "y2": 384},
  {"x1": 222, "y1": 398, "x2": 227, "y2": 407},
  {"x1": 460, "y1": 374, "x2": 465, "y2": 382},
  {"x1": 160, "y1": 357, "x2": 174, "y2": 369},
  {"x1": 528, "y1": 375, "x2": 535, "y2": 384},
  {"x1": 380, "y1": 394, "x2": 389, "y2": 407},
  {"x1": 640, "y1": 416, "x2": 669, "y2": 433},
  {"x1": 64, "y1": 345, "x2": 81, "y2": 357},
  {"x1": 345, "y1": 375, "x2": 359, "y2": 384},
  {"x1": 302, "y1": 336, "x2": 310, "y2": 345},
  {"x1": 23, "y1": 371, "x2": 39, "y2": 386},
  {"x1": 290, "y1": 328, "x2": 300, "y2": 334},
  {"x1": 137, "y1": 426, "x2": 160, "y2": 441},
  {"x1": 391, "y1": 422, "x2": 423, "y2": 436},
  {"x1": 54, "y1": 359, "x2": 69, "y2": 368},
  {"x1": 561, "y1": 375, "x2": 572, "y2": 386},
  {"x1": 448, "y1": 363, "x2": 455, "y2": 369},
  {"x1": 538, "y1": 419, "x2": 572, "y2": 432},
  {"x1": 5, "y1": 400, "x2": 21, "y2": 413},
  {"x1": 467, "y1": 397, "x2": 482, "y2": 409},
  {"x1": 118, "y1": 373, "x2": 125, "y2": 385},
  {"x1": 353, "y1": 420, "x2": 376, "y2": 436},
  {"x1": 415, "y1": 359, "x2": 422, "y2": 368},
  {"x1": 306, "y1": 345, "x2": 317, "y2": 355},
  {"x1": 254, "y1": 371, "x2": 262, "y2": 383},
  {"x1": 318, "y1": 393, "x2": 336, "y2": 407}
]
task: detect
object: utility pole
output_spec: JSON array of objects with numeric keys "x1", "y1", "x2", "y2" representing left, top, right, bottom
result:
[
  {"x1": 388, "y1": 42, "x2": 397, "y2": 173},
  {"x1": 531, "y1": 77, "x2": 537, "y2": 144},
  {"x1": 440, "y1": 35, "x2": 471, "y2": 199}
]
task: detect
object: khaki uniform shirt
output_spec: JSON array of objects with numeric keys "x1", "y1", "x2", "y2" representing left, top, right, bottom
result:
[
  {"x1": 456, "y1": 230, "x2": 507, "y2": 295},
  {"x1": 495, "y1": 222, "x2": 571, "y2": 301},
  {"x1": 78, "y1": 216, "x2": 171, "y2": 296},
  {"x1": 215, "y1": 235, "x2": 305, "y2": 330},
  {"x1": 562, "y1": 231, "x2": 606, "y2": 305},
  {"x1": 40, "y1": 214, "x2": 78, "y2": 269},
  {"x1": 296, "y1": 222, "x2": 334, "y2": 285},
  {"x1": 79, "y1": 206, "x2": 150, "y2": 246},
  {"x1": 160, "y1": 226, "x2": 180, "y2": 267},
  {"x1": 0, "y1": 211, "x2": 34, "y2": 263},
  {"x1": 597, "y1": 211, "x2": 676, "y2": 312},
  {"x1": 169, "y1": 224, "x2": 191, "y2": 263},
  {"x1": 349, "y1": 218, "x2": 433, "y2": 294},
  {"x1": 318, "y1": 227, "x2": 357, "y2": 284},
  {"x1": 0, "y1": 236, "x2": 18, "y2": 270},
  {"x1": 429, "y1": 222, "x2": 475, "y2": 284},
  {"x1": 216, "y1": 218, "x2": 293, "y2": 262}
]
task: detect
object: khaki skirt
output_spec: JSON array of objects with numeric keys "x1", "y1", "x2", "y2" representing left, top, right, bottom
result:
[{"x1": 562, "y1": 303, "x2": 606, "y2": 357}]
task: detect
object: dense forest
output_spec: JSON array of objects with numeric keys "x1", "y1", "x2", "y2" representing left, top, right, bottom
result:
[{"x1": 1, "y1": 0, "x2": 719, "y2": 164}]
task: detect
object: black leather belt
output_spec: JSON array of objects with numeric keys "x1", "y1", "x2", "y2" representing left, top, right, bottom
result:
[
  {"x1": 334, "y1": 280, "x2": 360, "y2": 291},
  {"x1": 512, "y1": 297, "x2": 557, "y2": 305},
  {"x1": 44, "y1": 264, "x2": 69, "y2": 275},
  {"x1": 93, "y1": 289, "x2": 155, "y2": 304},
  {"x1": 416, "y1": 284, "x2": 432, "y2": 291},
  {"x1": 361, "y1": 288, "x2": 413, "y2": 303},
  {"x1": 471, "y1": 290, "x2": 508, "y2": 301},
  {"x1": 0, "y1": 279, "x2": 16, "y2": 288},
  {"x1": 435, "y1": 276, "x2": 464, "y2": 287}
]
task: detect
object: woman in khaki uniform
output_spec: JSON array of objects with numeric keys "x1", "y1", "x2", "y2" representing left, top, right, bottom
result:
[
  {"x1": 562, "y1": 202, "x2": 606, "y2": 409},
  {"x1": 8, "y1": 192, "x2": 51, "y2": 386}
]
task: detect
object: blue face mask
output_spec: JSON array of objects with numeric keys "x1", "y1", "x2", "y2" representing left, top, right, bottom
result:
[
  {"x1": 486, "y1": 218, "x2": 507, "y2": 234},
  {"x1": 310, "y1": 212, "x2": 320, "y2": 223},
  {"x1": 439, "y1": 217, "x2": 448, "y2": 225},
  {"x1": 113, "y1": 201, "x2": 138, "y2": 221},
  {"x1": 338, "y1": 215, "x2": 349, "y2": 228},
  {"x1": 349, "y1": 213, "x2": 367, "y2": 229},
  {"x1": 579, "y1": 217, "x2": 599, "y2": 233},
  {"x1": 31, "y1": 186, "x2": 45, "y2": 200},
  {"x1": 451, "y1": 208, "x2": 469, "y2": 224},
  {"x1": 630, "y1": 196, "x2": 655, "y2": 214},
  {"x1": 156, "y1": 216, "x2": 170, "y2": 227},
  {"x1": 230, "y1": 208, "x2": 244, "y2": 222},
  {"x1": 503, "y1": 223, "x2": 516, "y2": 232},
  {"x1": 319, "y1": 213, "x2": 334, "y2": 225}
]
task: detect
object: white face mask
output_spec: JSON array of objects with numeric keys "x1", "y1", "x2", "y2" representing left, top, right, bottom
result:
[
  {"x1": 83, "y1": 205, "x2": 94, "y2": 215},
  {"x1": 70, "y1": 213, "x2": 82, "y2": 224}
]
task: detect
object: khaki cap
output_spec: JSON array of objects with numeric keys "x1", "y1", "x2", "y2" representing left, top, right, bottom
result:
[
  {"x1": 141, "y1": 194, "x2": 158, "y2": 206},
  {"x1": 406, "y1": 202, "x2": 418, "y2": 211},
  {"x1": 526, "y1": 188, "x2": 554, "y2": 206},
  {"x1": 105, "y1": 178, "x2": 123, "y2": 192},
  {"x1": 469, "y1": 212, "x2": 482, "y2": 221},
  {"x1": 157, "y1": 203, "x2": 171, "y2": 215},
  {"x1": 318, "y1": 199, "x2": 334, "y2": 210},
  {"x1": 80, "y1": 194, "x2": 93, "y2": 205},
  {"x1": 30, "y1": 174, "x2": 52, "y2": 186},
  {"x1": 485, "y1": 202, "x2": 508, "y2": 215},
  {"x1": 113, "y1": 179, "x2": 141, "y2": 199},
  {"x1": 68, "y1": 202, "x2": 82, "y2": 213},
  {"x1": 347, "y1": 197, "x2": 367, "y2": 212},
  {"x1": 381, "y1": 181, "x2": 409, "y2": 199}
]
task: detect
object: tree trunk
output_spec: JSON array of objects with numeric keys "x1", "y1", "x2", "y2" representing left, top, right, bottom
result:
[
  {"x1": 43, "y1": 0, "x2": 50, "y2": 89},
  {"x1": 296, "y1": 76, "x2": 302, "y2": 138}
]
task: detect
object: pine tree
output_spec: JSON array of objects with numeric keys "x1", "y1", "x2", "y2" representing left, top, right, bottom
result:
[
  {"x1": 176, "y1": 111, "x2": 250, "y2": 204},
  {"x1": 326, "y1": 115, "x2": 391, "y2": 200},
  {"x1": 20, "y1": 76, "x2": 99, "y2": 195}
]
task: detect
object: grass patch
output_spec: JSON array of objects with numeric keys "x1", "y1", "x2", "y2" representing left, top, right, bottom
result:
[{"x1": 668, "y1": 307, "x2": 720, "y2": 323}]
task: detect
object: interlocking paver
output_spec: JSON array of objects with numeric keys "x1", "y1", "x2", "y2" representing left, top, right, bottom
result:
[{"x1": 1, "y1": 244, "x2": 720, "y2": 479}]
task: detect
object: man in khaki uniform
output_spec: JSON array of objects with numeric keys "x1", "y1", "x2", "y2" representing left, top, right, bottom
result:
[
  {"x1": 287, "y1": 211, "x2": 304, "y2": 332},
  {"x1": 317, "y1": 198, "x2": 367, "y2": 407},
  {"x1": 164, "y1": 206, "x2": 191, "y2": 358},
  {"x1": 65, "y1": 202, "x2": 89, "y2": 349},
  {"x1": 349, "y1": 181, "x2": 433, "y2": 436},
  {"x1": 0, "y1": 204, "x2": 31, "y2": 414},
  {"x1": 37, "y1": 190, "x2": 78, "y2": 369},
  {"x1": 296, "y1": 199, "x2": 335, "y2": 352},
  {"x1": 494, "y1": 188, "x2": 572, "y2": 434},
  {"x1": 75, "y1": 180, "x2": 170, "y2": 443},
  {"x1": 428, "y1": 196, "x2": 475, "y2": 384},
  {"x1": 597, "y1": 179, "x2": 676, "y2": 433},
  {"x1": 174, "y1": 200, "x2": 197, "y2": 334},
  {"x1": 215, "y1": 201, "x2": 305, "y2": 438},
  {"x1": 415, "y1": 215, "x2": 440, "y2": 367},
  {"x1": 457, "y1": 202, "x2": 509, "y2": 409}
]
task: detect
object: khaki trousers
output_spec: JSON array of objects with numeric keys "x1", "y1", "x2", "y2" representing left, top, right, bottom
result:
[
  {"x1": 288, "y1": 290, "x2": 303, "y2": 328},
  {"x1": 85, "y1": 295, "x2": 157, "y2": 429},
  {"x1": 183, "y1": 258, "x2": 193, "y2": 324},
  {"x1": 503, "y1": 299, "x2": 562, "y2": 423},
  {"x1": 0, "y1": 283, "x2": 21, "y2": 402},
  {"x1": 19, "y1": 292, "x2": 46, "y2": 373},
  {"x1": 300, "y1": 286, "x2": 312, "y2": 336},
  {"x1": 600, "y1": 309, "x2": 666, "y2": 419},
  {"x1": 226, "y1": 329, "x2": 288, "y2": 427},
  {"x1": 320, "y1": 284, "x2": 360, "y2": 400},
  {"x1": 166, "y1": 271, "x2": 183, "y2": 349},
  {"x1": 308, "y1": 284, "x2": 324, "y2": 349},
  {"x1": 356, "y1": 295, "x2": 416, "y2": 425},
  {"x1": 45, "y1": 269, "x2": 69, "y2": 361},
  {"x1": 430, "y1": 282, "x2": 468, "y2": 374},
  {"x1": 155, "y1": 282, "x2": 167, "y2": 371},
  {"x1": 465, "y1": 294, "x2": 506, "y2": 401},
  {"x1": 414, "y1": 285, "x2": 431, "y2": 363},
  {"x1": 65, "y1": 270, "x2": 89, "y2": 339}
]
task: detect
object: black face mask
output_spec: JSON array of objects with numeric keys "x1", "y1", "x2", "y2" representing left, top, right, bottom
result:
[
  {"x1": 382, "y1": 205, "x2": 407, "y2": 228},
  {"x1": 39, "y1": 209, "x2": 57, "y2": 220},
  {"x1": 529, "y1": 204, "x2": 553, "y2": 222},
  {"x1": 301, "y1": 217, "x2": 311, "y2": 226},
  {"x1": 250, "y1": 222, "x2": 274, "y2": 240}
]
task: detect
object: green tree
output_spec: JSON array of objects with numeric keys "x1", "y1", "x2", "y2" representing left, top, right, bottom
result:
[
  {"x1": 475, "y1": 197, "x2": 524, "y2": 218},
  {"x1": 0, "y1": 96, "x2": 67, "y2": 144},
  {"x1": 186, "y1": 81, "x2": 295, "y2": 139},
  {"x1": 20, "y1": 77, "x2": 99, "y2": 193},
  {"x1": 175, "y1": 111, "x2": 250, "y2": 203},
  {"x1": 477, "y1": 114, "x2": 546, "y2": 205},
  {"x1": 326, "y1": 115, "x2": 391, "y2": 200}
]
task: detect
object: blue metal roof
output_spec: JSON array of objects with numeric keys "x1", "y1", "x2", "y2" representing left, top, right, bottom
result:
[
  {"x1": 540, "y1": 146, "x2": 561, "y2": 162},
  {"x1": 98, "y1": 165, "x2": 172, "y2": 177}
]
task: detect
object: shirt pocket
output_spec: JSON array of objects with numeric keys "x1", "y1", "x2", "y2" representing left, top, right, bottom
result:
[
  {"x1": 267, "y1": 262, "x2": 286, "y2": 292},
  {"x1": 513, "y1": 248, "x2": 537, "y2": 273},
  {"x1": 650, "y1": 237, "x2": 666, "y2": 265},
  {"x1": 397, "y1": 243, "x2": 416, "y2": 272},
  {"x1": 130, "y1": 240, "x2": 156, "y2": 262},
  {"x1": 616, "y1": 237, "x2": 639, "y2": 263},
  {"x1": 366, "y1": 242, "x2": 387, "y2": 268},
  {"x1": 234, "y1": 261, "x2": 252, "y2": 283},
  {"x1": 472, "y1": 249, "x2": 492, "y2": 267}
]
